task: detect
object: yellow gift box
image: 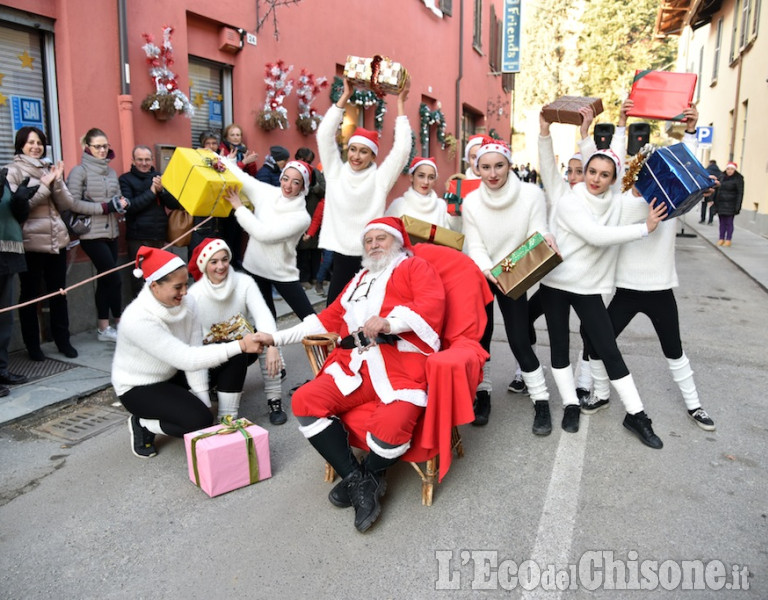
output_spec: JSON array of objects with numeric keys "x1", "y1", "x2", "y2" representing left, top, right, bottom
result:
[
  {"x1": 402, "y1": 215, "x2": 465, "y2": 251},
  {"x1": 161, "y1": 148, "x2": 242, "y2": 218}
]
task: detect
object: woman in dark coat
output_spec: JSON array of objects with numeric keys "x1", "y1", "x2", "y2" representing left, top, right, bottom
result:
[{"x1": 713, "y1": 161, "x2": 744, "y2": 247}]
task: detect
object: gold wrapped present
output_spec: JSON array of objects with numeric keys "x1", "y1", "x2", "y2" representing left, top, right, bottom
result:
[
  {"x1": 343, "y1": 54, "x2": 408, "y2": 97},
  {"x1": 401, "y1": 215, "x2": 465, "y2": 251},
  {"x1": 490, "y1": 232, "x2": 562, "y2": 299},
  {"x1": 542, "y1": 96, "x2": 604, "y2": 126},
  {"x1": 203, "y1": 314, "x2": 254, "y2": 345},
  {"x1": 161, "y1": 148, "x2": 242, "y2": 218}
]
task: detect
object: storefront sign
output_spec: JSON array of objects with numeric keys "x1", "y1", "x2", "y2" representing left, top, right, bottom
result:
[
  {"x1": 501, "y1": 0, "x2": 522, "y2": 73},
  {"x1": 10, "y1": 95, "x2": 44, "y2": 131}
]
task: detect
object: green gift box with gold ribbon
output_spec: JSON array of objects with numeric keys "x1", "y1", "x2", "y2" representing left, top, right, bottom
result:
[
  {"x1": 490, "y1": 232, "x2": 562, "y2": 300},
  {"x1": 184, "y1": 417, "x2": 271, "y2": 497}
]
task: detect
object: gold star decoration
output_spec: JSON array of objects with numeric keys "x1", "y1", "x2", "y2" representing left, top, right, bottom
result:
[
  {"x1": 0, "y1": 72, "x2": 5, "y2": 86},
  {"x1": 206, "y1": 90, "x2": 213, "y2": 98},
  {"x1": 193, "y1": 92, "x2": 205, "y2": 108},
  {"x1": 18, "y1": 51, "x2": 34, "y2": 69},
  {"x1": 0, "y1": 92, "x2": 7, "y2": 106},
  {"x1": 216, "y1": 94, "x2": 223, "y2": 102}
]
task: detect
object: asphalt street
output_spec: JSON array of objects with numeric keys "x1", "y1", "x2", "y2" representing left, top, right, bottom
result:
[{"x1": 0, "y1": 227, "x2": 766, "y2": 599}]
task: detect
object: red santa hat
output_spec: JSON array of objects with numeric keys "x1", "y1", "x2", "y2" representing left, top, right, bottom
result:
[
  {"x1": 188, "y1": 237, "x2": 231, "y2": 282},
  {"x1": 133, "y1": 246, "x2": 186, "y2": 283},
  {"x1": 726, "y1": 161, "x2": 738, "y2": 170},
  {"x1": 475, "y1": 137, "x2": 512, "y2": 167},
  {"x1": 589, "y1": 148, "x2": 622, "y2": 176},
  {"x1": 348, "y1": 127, "x2": 380, "y2": 155},
  {"x1": 281, "y1": 160, "x2": 312, "y2": 191},
  {"x1": 408, "y1": 156, "x2": 438, "y2": 177},
  {"x1": 361, "y1": 216, "x2": 413, "y2": 253},
  {"x1": 464, "y1": 134, "x2": 485, "y2": 165}
]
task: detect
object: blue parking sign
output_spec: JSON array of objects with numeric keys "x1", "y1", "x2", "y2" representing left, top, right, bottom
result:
[
  {"x1": 10, "y1": 96, "x2": 45, "y2": 131},
  {"x1": 696, "y1": 126, "x2": 713, "y2": 145}
]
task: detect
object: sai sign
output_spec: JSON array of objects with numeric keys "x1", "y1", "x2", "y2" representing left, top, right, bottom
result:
[{"x1": 10, "y1": 95, "x2": 45, "y2": 131}]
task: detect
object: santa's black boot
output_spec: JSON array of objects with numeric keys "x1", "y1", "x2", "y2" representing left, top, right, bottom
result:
[
  {"x1": 303, "y1": 418, "x2": 359, "y2": 508},
  {"x1": 345, "y1": 451, "x2": 398, "y2": 533}
]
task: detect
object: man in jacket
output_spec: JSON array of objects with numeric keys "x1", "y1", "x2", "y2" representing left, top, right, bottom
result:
[
  {"x1": 119, "y1": 146, "x2": 181, "y2": 296},
  {"x1": 255, "y1": 145, "x2": 289, "y2": 187}
]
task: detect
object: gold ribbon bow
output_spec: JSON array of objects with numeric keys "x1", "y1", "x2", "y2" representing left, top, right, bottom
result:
[{"x1": 499, "y1": 258, "x2": 516, "y2": 272}]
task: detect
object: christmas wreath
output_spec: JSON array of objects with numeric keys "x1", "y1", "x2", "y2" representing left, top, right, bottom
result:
[
  {"x1": 330, "y1": 77, "x2": 387, "y2": 133},
  {"x1": 295, "y1": 69, "x2": 329, "y2": 136},
  {"x1": 139, "y1": 26, "x2": 194, "y2": 118},
  {"x1": 419, "y1": 102, "x2": 447, "y2": 149},
  {"x1": 257, "y1": 60, "x2": 294, "y2": 131}
]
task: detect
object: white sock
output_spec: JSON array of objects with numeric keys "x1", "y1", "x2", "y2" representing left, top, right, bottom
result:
[
  {"x1": 575, "y1": 357, "x2": 593, "y2": 390},
  {"x1": 610, "y1": 374, "x2": 644, "y2": 415},
  {"x1": 521, "y1": 366, "x2": 549, "y2": 403},
  {"x1": 217, "y1": 391, "x2": 242, "y2": 420},
  {"x1": 667, "y1": 354, "x2": 700, "y2": 411},
  {"x1": 139, "y1": 418, "x2": 164, "y2": 435},
  {"x1": 477, "y1": 360, "x2": 492, "y2": 393},
  {"x1": 590, "y1": 359, "x2": 610, "y2": 401},
  {"x1": 551, "y1": 365, "x2": 579, "y2": 406},
  {"x1": 260, "y1": 354, "x2": 282, "y2": 400}
]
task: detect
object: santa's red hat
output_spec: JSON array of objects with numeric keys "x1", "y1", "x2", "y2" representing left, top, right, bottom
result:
[
  {"x1": 361, "y1": 216, "x2": 413, "y2": 254},
  {"x1": 726, "y1": 161, "x2": 738, "y2": 170},
  {"x1": 189, "y1": 237, "x2": 231, "y2": 282},
  {"x1": 133, "y1": 246, "x2": 186, "y2": 283},
  {"x1": 475, "y1": 137, "x2": 512, "y2": 167},
  {"x1": 281, "y1": 160, "x2": 312, "y2": 191},
  {"x1": 464, "y1": 134, "x2": 485, "y2": 165},
  {"x1": 348, "y1": 127, "x2": 380, "y2": 155},
  {"x1": 408, "y1": 156, "x2": 438, "y2": 177}
]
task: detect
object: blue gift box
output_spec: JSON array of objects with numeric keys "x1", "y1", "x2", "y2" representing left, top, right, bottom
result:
[{"x1": 635, "y1": 143, "x2": 716, "y2": 220}]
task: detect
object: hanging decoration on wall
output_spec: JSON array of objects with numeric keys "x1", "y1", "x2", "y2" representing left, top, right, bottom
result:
[
  {"x1": 418, "y1": 102, "x2": 447, "y2": 150},
  {"x1": 139, "y1": 26, "x2": 195, "y2": 120},
  {"x1": 0, "y1": 92, "x2": 7, "y2": 107},
  {"x1": 18, "y1": 51, "x2": 34, "y2": 70},
  {"x1": 329, "y1": 76, "x2": 387, "y2": 133},
  {"x1": 256, "y1": 0, "x2": 304, "y2": 41},
  {"x1": 295, "y1": 68, "x2": 328, "y2": 136},
  {"x1": 486, "y1": 95, "x2": 510, "y2": 121},
  {"x1": 402, "y1": 130, "x2": 417, "y2": 175},
  {"x1": 257, "y1": 60, "x2": 294, "y2": 132}
]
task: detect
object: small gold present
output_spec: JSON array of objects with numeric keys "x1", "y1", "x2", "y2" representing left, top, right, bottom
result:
[
  {"x1": 203, "y1": 314, "x2": 254, "y2": 344},
  {"x1": 401, "y1": 215, "x2": 464, "y2": 251},
  {"x1": 343, "y1": 54, "x2": 408, "y2": 97},
  {"x1": 491, "y1": 232, "x2": 562, "y2": 299}
]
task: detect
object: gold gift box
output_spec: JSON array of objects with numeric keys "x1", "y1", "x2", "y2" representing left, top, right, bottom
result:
[
  {"x1": 161, "y1": 148, "x2": 242, "y2": 218},
  {"x1": 490, "y1": 232, "x2": 562, "y2": 300},
  {"x1": 203, "y1": 314, "x2": 254, "y2": 345},
  {"x1": 402, "y1": 215, "x2": 465, "y2": 251},
  {"x1": 343, "y1": 54, "x2": 408, "y2": 96}
]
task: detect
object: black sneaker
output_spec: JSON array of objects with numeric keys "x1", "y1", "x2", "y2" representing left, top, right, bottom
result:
[
  {"x1": 576, "y1": 387, "x2": 591, "y2": 404},
  {"x1": 562, "y1": 404, "x2": 580, "y2": 433},
  {"x1": 329, "y1": 471, "x2": 387, "y2": 508},
  {"x1": 532, "y1": 401, "x2": 552, "y2": 436},
  {"x1": 581, "y1": 395, "x2": 610, "y2": 414},
  {"x1": 623, "y1": 411, "x2": 663, "y2": 449},
  {"x1": 128, "y1": 415, "x2": 157, "y2": 458},
  {"x1": 349, "y1": 469, "x2": 386, "y2": 533},
  {"x1": 472, "y1": 390, "x2": 491, "y2": 426},
  {"x1": 688, "y1": 408, "x2": 716, "y2": 431},
  {"x1": 267, "y1": 398, "x2": 288, "y2": 425},
  {"x1": 507, "y1": 375, "x2": 528, "y2": 394}
]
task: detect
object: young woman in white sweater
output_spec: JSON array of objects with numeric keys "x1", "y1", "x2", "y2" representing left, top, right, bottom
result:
[
  {"x1": 316, "y1": 77, "x2": 412, "y2": 305},
  {"x1": 462, "y1": 138, "x2": 558, "y2": 433},
  {"x1": 112, "y1": 247, "x2": 262, "y2": 458},
  {"x1": 539, "y1": 150, "x2": 667, "y2": 447},
  {"x1": 225, "y1": 160, "x2": 313, "y2": 321},
  {"x1": 385, "y1": 157, "x2": 448, "y2": 227},
  {"x1": 187, "y1": 238, "x2": 286, "y2": 425}
]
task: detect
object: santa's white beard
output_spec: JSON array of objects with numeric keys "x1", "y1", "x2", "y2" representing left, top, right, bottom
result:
[{"x1": 361, "y1": 245, "x2": 404, "y2": 273}]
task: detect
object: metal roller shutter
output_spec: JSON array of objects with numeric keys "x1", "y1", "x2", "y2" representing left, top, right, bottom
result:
[{"x1": 188, "y1": 59, "x2": 225, "y2": 148}]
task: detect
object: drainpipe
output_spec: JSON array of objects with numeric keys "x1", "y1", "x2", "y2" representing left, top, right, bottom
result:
[
  {"x1": 117, "y1": 0, "x2": 135, "y2": 172},
  {"x1": 728, "y1": 56, "x2": 743, "y2": 161},
  {"x1": 454, "y1": 0, "x2": 464, "y2": 173}
]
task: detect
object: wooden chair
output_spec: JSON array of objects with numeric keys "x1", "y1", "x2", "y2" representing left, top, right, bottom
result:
[{"x1": 300, "y1": 244, "x2": 491, "y2": 506}]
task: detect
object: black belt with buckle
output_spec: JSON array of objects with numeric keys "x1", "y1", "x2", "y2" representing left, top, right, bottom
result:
[{"x1": 339, "y1": 330, "x2": 399, "y2": 351}]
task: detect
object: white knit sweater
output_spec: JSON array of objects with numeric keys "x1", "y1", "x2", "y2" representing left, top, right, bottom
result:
[
  {"x1": 542, "y1": 182, "x2": 647, "y2": 295},
  {"x1": 187, "y1": 270, "x2": 277, "y2": 335},
  {"x1": 385, "y1": 187, "x2": 449, "y2": 228},
  {"x1": 111, "y1": 286, "x2": 241, "y2": 397},
  {"x1": 316, "y1": 105, "x2": 412, "y2": 256},
  {"x1": 462, "y1": 173, "x2": 548, "y2": 272}
]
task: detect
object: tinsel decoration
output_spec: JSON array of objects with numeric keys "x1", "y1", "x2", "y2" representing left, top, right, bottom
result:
[
  {"x1": 329, "y1": 76, "x2": 387, "y2": 133},
  {"x1": 621, "y1": 143, "x2": 656, "y2": 192},
  {"x1": 295, "y1": 68, "x2": 328, "y2": 135},
  {"x1": 257, "y1": 60, "x2": 294, "y2": 132},
  {"x1": 418, "y1": 102, "x2": 447, "y2": 149},
  {"x1": 139, "y1": 26, "x2": 195, "y2": 118},
  {"x1": 402, "y1": 130, "x2": 417, "y2": 175}
]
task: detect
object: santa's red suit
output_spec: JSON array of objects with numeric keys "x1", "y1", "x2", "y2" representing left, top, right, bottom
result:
[{"x1": 275, "y1": 251, "x2": 445, "y2": 447}]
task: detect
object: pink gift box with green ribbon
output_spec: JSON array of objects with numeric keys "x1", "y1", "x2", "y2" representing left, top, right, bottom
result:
[{"x1": 184, "y1": 418, "x2": 271, "y2": 497}]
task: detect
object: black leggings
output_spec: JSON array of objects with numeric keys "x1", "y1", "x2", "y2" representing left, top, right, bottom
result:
[
  {"x1": 479, "y1": 282, "x2": 540, "y2": 372},
  {"x1": 119, "y1": 372, "x2": 212, "y2": 437},
  {"x1": 249, "y1": 272, "x2": 315, "y2": 320},
  {"x1": 540, "y1": 284, "x2": 630, "y2": 379},
  {"x1": 208, "y1": 353, "x2": 249, "y2": 392},
  {"x1": 326, "y1": 252, "x2": 362, "y2": 306},
  {"x1": 79, "y1": 238, "x2": 122, "y2": 320},
  {"x1": 607, "y1": 288, "x2": 683, "y2": 360}
]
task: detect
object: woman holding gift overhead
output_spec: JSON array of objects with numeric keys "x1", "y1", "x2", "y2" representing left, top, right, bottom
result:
[
  {"x1": 538, "y1": 149, "x2": 667, "y2": 446},
  {"x1": 462, "y1": 137, "x2": 558, "y2": 432},
  {"x1": 385, "y1": 156, "x2": 448, "y2": 228},
  {"x1": 112, "y1": 246, "x2": 264, "y2": 458},
  {"x1": 713, "y1": 162, "x2": 744, "y2": 247},
  {"x1": 316, "y1": 76, "x2": 412, "y2": 305}
]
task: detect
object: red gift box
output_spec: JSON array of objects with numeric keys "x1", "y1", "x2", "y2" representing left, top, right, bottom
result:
[
  {"x1": 626, "y1": 70, "x2": 697, "y2": 122},
  {"x1": 444, "y1": 178, "x2": 481, "y2": 216}
]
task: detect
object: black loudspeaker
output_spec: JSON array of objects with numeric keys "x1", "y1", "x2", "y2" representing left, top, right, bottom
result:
[
  {"x1": 627, "y1": 122, "x2": 651, "y2": 156},
  {"x1": 593, "y1": 123, "x2": 615, "y2": 150}
]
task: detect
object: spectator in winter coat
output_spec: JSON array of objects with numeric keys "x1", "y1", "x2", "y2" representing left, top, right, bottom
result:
[
  {"x1": 256, "y1": 145, "x2": 290, "y2": 187},
  {"x1": 713, "y1": 162, "x2": 744, "y2": 246},
  {"x1": 700, "y1": 159, "x2": 722, "y2": 225}
]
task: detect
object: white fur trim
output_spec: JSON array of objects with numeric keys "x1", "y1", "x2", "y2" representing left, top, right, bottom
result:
[
  {"x1": 464, "y1": 136, "x2": 484, "y2": 164},
  {"x1": 409, "y1": 158, "x2": 438, "y2": 177},
  {"x1": 324, "y1": 362, "x2": 364, "y2": 395},
  {"x1": 349, "y1": 134, "x2": 378, "y2": 155},
  {"x1": 475, "y1": 143, "x2": 511, "y2": 167},
  {"x1": 366, "y1": 432, "x2": 411, "y2": 458},
  {"x1": 387, "y1": 305, "x2": 441, "y2": 353},
  {"x1": 145, "y1": 255, "x2": 185, "y2": 283},
  {"x1": 196, "y1": 239, "x2": 230, "y2": 275},
  {"x1": 360, "y1": 223, "x2": 404, "y2": 245},
  {"x1": 282, "y1": 161, "x2": 310, "y2": 191},
  {"x1": 298, "y1": 416, "x2": 334, "y2": 439}
]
